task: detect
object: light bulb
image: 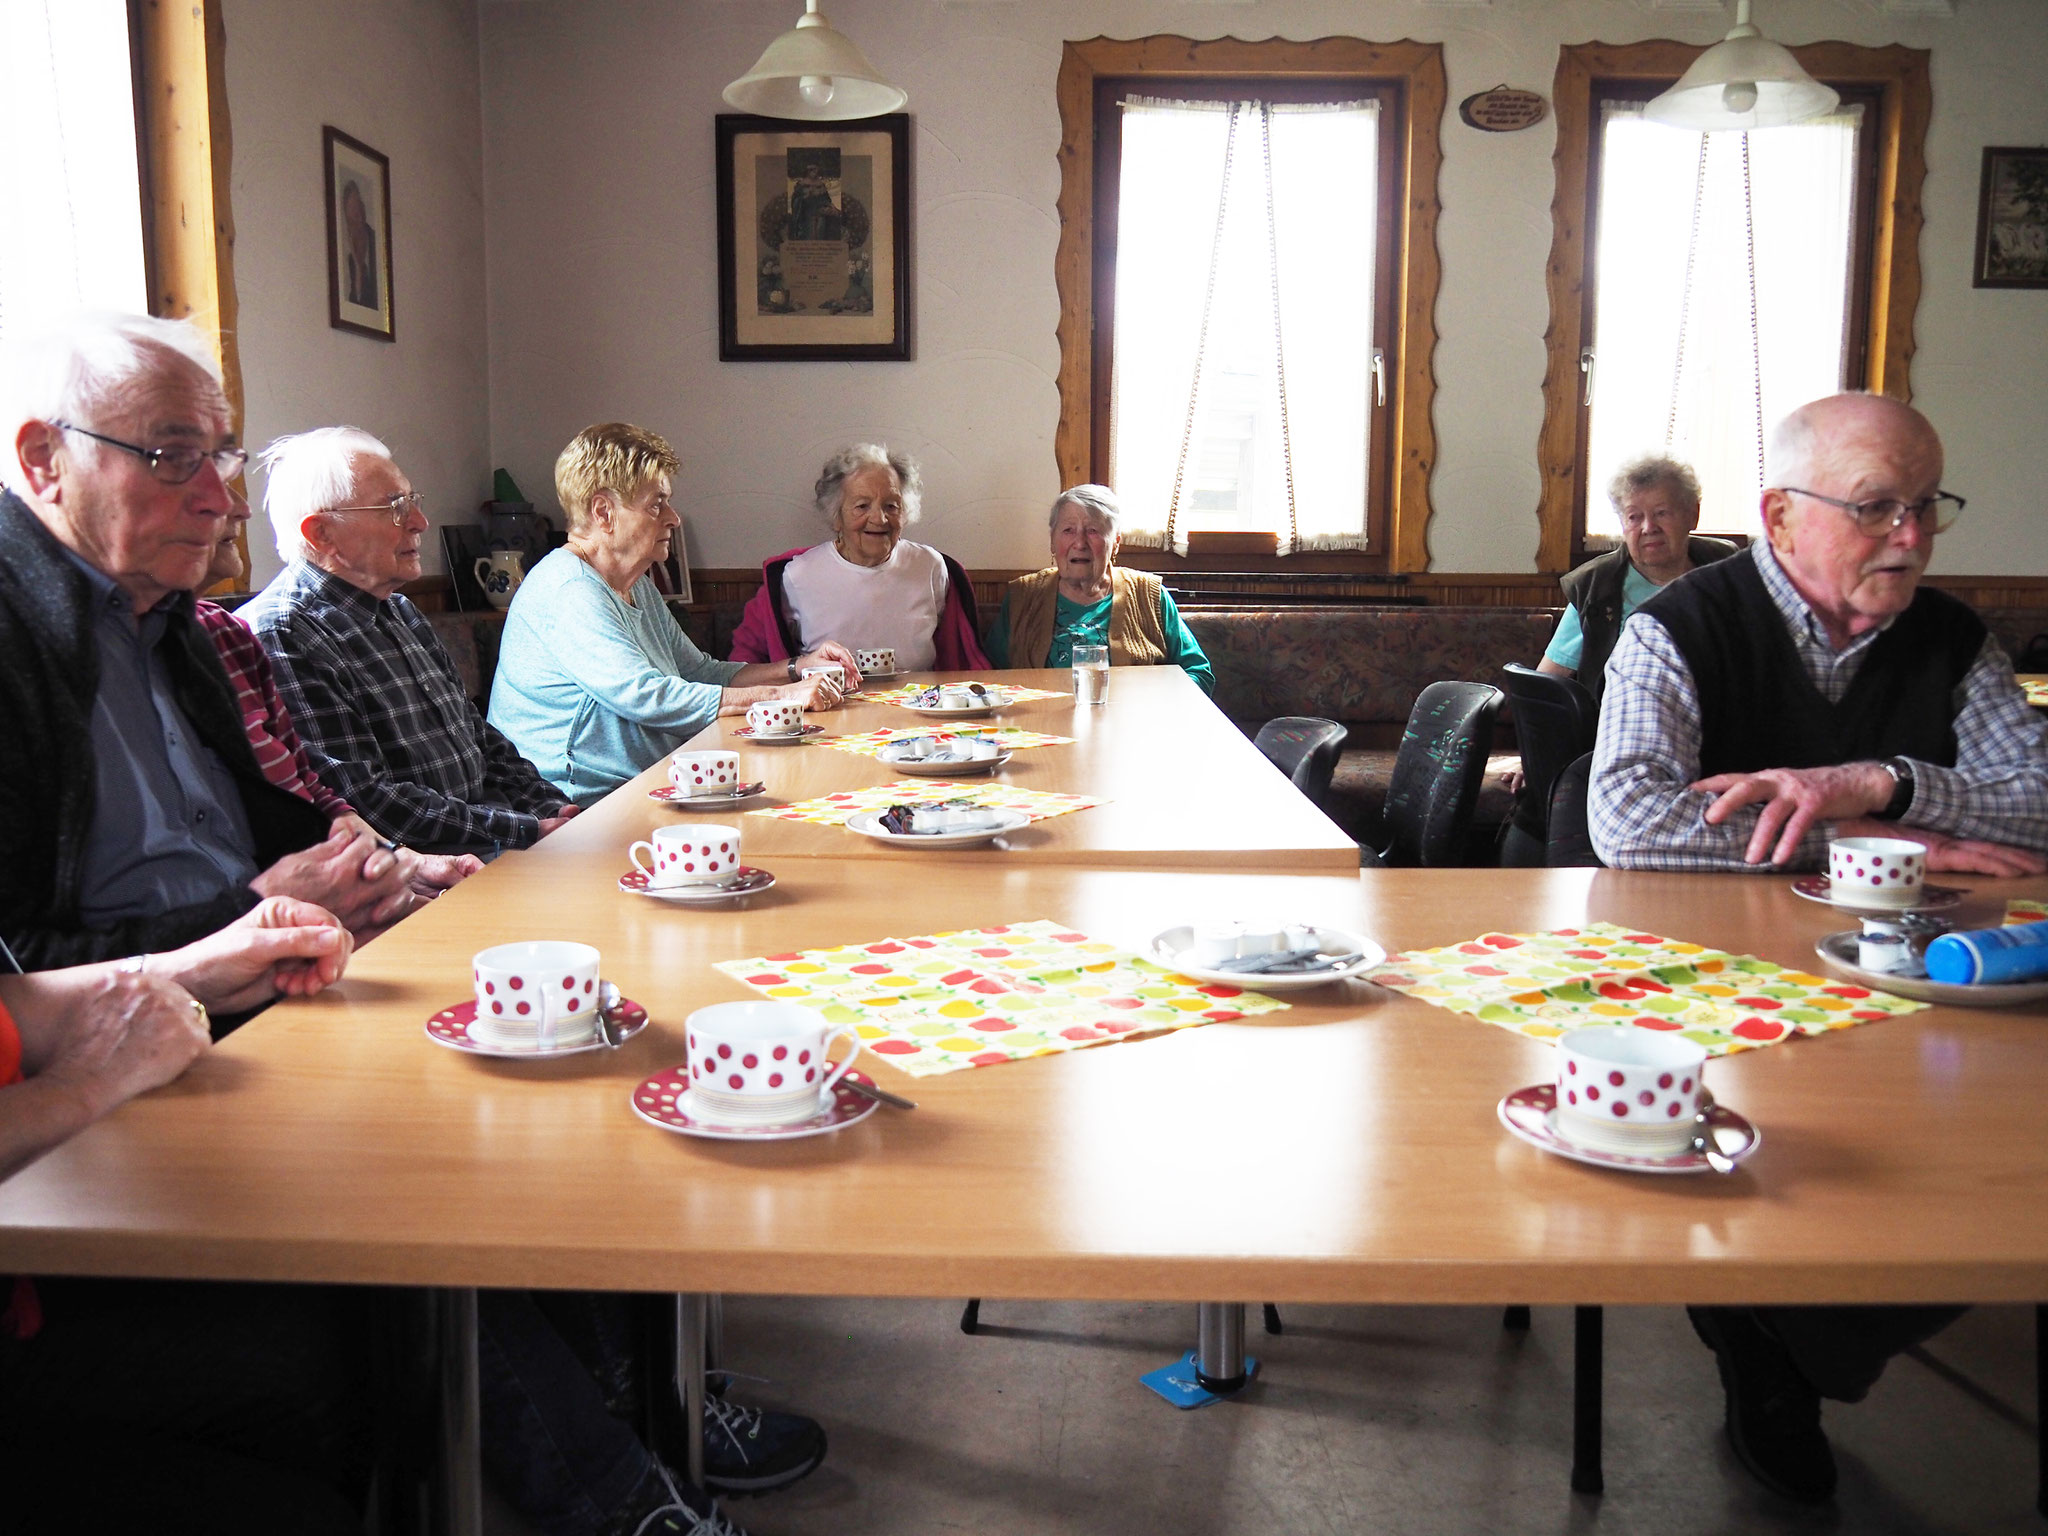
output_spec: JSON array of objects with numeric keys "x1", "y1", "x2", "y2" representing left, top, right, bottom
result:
[
  {"x1": 799, "y1": 74, "x2": 836, "y2": 108},
  {"x1": 1722, "y1": 80, "x2": 1758, "y2": 113}
]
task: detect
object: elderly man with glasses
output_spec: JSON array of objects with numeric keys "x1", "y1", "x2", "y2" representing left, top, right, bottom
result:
[
  {"x1": 1589, "y1": 392, "x2": 2048, "y2": 1505},
  {"x1": 0, "y1": 312, "x2": 418, "y2": 976},
  {"x1": 240, "y1": 428, "x2": 577, "y2": 856}
]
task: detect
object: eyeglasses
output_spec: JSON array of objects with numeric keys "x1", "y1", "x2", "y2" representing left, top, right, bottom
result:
[
  {"x1": 325, "y1": 492, "x2": 426, "y2": 526},
  {"x1": 53, "y1": 420, "x2": 248, "y2": 485},
  {"x1": 1782, "y1": 486, "x2": 1965, "y2": 537}
]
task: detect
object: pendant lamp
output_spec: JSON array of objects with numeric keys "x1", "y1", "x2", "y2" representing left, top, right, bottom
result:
[
  {"x1": 722, "y1": 0, "x2": 907, "y2": 121},
  {"x1": 1643, "y1": 0, "x2": 1838, "y2": 131}
]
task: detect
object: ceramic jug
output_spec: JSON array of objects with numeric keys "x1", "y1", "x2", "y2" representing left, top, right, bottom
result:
[{"x1": 473, "y1": 549, "x2": 525, "y2": 610}]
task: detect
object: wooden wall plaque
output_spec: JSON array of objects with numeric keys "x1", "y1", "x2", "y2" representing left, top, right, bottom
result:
[{"x1": 1460, "y1": 85, "x2": 1546, "y2": 132}]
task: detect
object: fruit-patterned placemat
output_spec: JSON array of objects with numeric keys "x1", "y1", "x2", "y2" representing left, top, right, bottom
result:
[
  {"x1": 862, "y1": 681, "x2": 1069, "y2": 706},
  {"x1": 746, "y1": 780, "x2": 1104, "y2": 826}
]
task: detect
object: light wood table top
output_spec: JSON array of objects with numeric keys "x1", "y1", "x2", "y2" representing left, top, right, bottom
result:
[
  {"x1": 639, "y1": 666, "x2": 1358, "y2": 872},
  {"x1": 5, "y1": 862, "x2": 2048, "y2": 1307}
]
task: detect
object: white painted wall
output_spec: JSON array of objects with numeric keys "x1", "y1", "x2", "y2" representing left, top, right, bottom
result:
[{"x1": 226, "y1": 0, "x2": 489, "y2": 588}]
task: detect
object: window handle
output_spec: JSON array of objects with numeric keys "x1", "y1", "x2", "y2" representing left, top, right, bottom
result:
[
  {"x1": 1579, "y1": 346, "x2": 1596, "y2": 406},
  {"x1": 1370, "y1": 348, "x2": 1387, "y2": 408}
]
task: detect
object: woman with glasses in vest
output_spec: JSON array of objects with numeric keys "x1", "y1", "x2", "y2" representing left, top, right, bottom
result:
[{"x1": 985, "y1": 485, "x2": 1213, "y2": 695}]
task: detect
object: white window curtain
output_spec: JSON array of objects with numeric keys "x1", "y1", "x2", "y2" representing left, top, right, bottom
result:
[
  {"x1": 1584, "y1": 101, "x2": 1863, "y2": 537},
  {"x1": 0, "y1": 0, "x2": 149, "y2": 344},
  {"x1": 1111, "y1": 94, "x2": 1379, "y2": 555}
]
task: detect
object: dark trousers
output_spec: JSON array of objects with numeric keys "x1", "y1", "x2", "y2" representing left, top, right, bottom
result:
[
  {"x1": 0, "y1": 1276, "x2": 370, "y2": 1535},
  {"x1": 1744, "y1": 1303, "x2": 1969, "y2": 1402},
  {"x1": 479, "y1": 1289, "x2": 662, "y2": 1536}
]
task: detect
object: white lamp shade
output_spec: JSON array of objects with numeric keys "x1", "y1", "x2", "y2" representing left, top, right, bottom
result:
[
  {"x1": 1644, "y1": 31, "x2": 1839, "y2": 131},
  {"x1": 723, "y1": 7, "x2": 907, "y2": 121}
]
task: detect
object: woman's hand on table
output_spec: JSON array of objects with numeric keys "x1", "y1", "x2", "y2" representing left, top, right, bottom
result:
[
  {"x1": 154, "y1": 897, "x2": 354, "y2": 1010},
  {"x1": 782, "y1": 673, "x2": 843, "y2": 711},
  {"x1": 795, "y1": 643, "x2": 862, "y2": 692}
]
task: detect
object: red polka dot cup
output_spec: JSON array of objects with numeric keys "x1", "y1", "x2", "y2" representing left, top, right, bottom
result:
[
  {"x1": 628, "y1": 823, "x2": 741, "y2": 889},
  {"x1": 746, "y1": 700, "x2": 804, "y2": 736},
  {"x1": 1827, "y1": 836, "x2": 1925, "y2": 910},
  {"x1": 1555, "y1": 1024, "x2": 1706, "y2": 1157},
  {"x1": 669, "y1": 750, "x2": 740, "y2": 798},
  {"x1": 683, "y1": 1001, "x2": 863, "y2": 1126},
  {"x1": 471, "y1": 940, "x2": 601, "y2": 1050}
]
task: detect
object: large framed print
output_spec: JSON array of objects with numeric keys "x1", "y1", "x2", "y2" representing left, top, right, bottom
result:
[
  {"x1": 716, "y1": 114, "x2": 910, "y2": 361},
  {"x1": 324, "y1": 126, "x2": 395, "y2": 340},
  {"x1": 1973, "y1": 145, "x2": 2048, "y2": 290}
]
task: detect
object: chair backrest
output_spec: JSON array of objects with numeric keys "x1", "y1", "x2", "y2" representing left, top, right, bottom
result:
[
  {"x1": 1545, "y1": 751, "x2": 1603, "y2": 867},
  {"x1": 1498, "y1": 664, "x2": 1599, "y2": 839},
  {"x1": 1380, "y1": 681, "x2": 1504, "y2": 866},
  {"x1": 1252, "y1": 716, "x2": 1350, "y2": 810}
]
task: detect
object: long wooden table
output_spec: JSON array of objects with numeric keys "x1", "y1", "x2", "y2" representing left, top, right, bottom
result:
[{"x1": 661, "y1": 666, "x2": 1359, "y2": 871}]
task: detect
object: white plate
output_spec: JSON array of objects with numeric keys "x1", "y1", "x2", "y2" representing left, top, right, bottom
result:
[
  {"x1": 1789, "y1": 875, "x2": 1964, "y2": 914},
  {"x1": 734, "y1": 724, "x2": 823, "y2": 744},
  {"x1": 877, "y1": 747, "x2": 1013, "y2": 777},
  {"x1": 1148, "y1": 925, "x2": 1386, "y2": 991},
  {"x1": 844, "y1": 807, "x2": 1032, "y2": 848},
  {"x1": 1813, "y1": 930, "x2": 2048, "y2": 1006},
  {"x1": 648, "y1": 782, "x2": 769, "y2": 806},
  {"x1": 899, "y1": 694, "x2": 1008, "y2": 718},
  {"x1": 1498, "y1": 1085, "x2": 1761, "y2": 1175},
  {"x1": 618, "y1": 867, "x2": 777, "y2": 903}
]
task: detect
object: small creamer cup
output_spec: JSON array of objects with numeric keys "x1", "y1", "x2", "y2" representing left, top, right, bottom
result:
[
  {"x1": 472, "y1": 940, "x2": 600, "y2": 1049},
  {"x1": 938, "y1": 684, "x2": 976, "y2": 708},
  {"x1": 856, "y1": 648, "x2": 896, "y2": 673},
  {"x1": 684, "y1": 1000, "x2": 862, "y2": 1126},
  {"x1": 1828, "y1": 836, "x2": 1925, "y2": 909},
  {"x1": 629, "y1": 823, "x2": 741, "y2": 888},
  {"x1": 670, "y1": 750, "x2": 739, "y2": 797},
  {"x1": 1555, "y1": 1024, "x2": 1706, "y2": 1157},
  {"x1": 746, "y1": 700, "x2": 804, "y2": 735}
]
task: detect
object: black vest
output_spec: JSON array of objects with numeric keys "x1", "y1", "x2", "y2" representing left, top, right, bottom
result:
[
  {"x1": 1638, "y1": 547, "x2": 1983, "y2": 778},
  {"x1": 1558, "y1": 536, "x2": 1738, "y2": 701}
]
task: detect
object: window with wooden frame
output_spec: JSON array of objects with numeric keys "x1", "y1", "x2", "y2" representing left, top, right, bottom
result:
[
  {"x1": 1535, "y1": 41, "x2": 1929, "y2": 572},
  {"x1": 1055, "y1": 37, "x2": 1444, "y2": 572}
]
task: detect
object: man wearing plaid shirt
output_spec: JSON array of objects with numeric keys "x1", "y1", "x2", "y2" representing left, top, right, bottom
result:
[
  {"x1": 1590, "y1": 393, "x2": 2048, "y2": 1506},
  {"x1": 241, "y1": 429, "x2": 578, "y2": 856}
]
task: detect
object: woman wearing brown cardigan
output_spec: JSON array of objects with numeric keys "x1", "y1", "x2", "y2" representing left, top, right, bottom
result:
[{"x1": 984, "y1": 485, "x2": 1214, "y2": 695}]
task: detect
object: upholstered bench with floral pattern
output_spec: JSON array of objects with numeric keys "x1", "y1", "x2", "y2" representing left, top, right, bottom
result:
[{"x1": 1180, "y1": 605, "x2": 1562, "y2": 853}]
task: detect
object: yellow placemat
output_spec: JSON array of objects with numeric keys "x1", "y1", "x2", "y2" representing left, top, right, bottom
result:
[
  {"x1": 747, "y1": 780, "x2": 1104, "y2": 826},
  {"x1": 2006, "y1": 899, "x2": 2048, "y2": 925},
  {"x1": 816, "y1": 726, "x2": 1074, "y2": 757},
  {"x1": 1368, "y1": 921, "x2": 1925, "y2": 1055},
  {"x1": 716, "y1": 918, "x2": 1288, "y2": 1076},
  {"x1": 862, "y1": 681, "x2": 1069, "y2": 707}
]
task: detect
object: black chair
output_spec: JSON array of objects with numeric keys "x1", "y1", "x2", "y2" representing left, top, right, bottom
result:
[
  {"x1": 1252, "y1": 716, "x2": 1349, "y2": 813},
  {"x1": 1546, "y1": 751, "x2": 1602, "y2": 868},
  {"x1": 1497, "y1": 665, "x2": 1598, "y2": 868},
  {"x1": 1372, "y1": 681, "x2": 1504, "y2": 867}
]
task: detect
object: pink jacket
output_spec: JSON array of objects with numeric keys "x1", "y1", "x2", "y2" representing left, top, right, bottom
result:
[{"x1": 727, "y1": 544, "x2": 992, "y2": 669}]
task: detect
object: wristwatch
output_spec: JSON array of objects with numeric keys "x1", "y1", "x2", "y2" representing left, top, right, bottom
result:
[
  {"x1": 787, "y1": 658, "x2": 799, "y2": 683},
  {"x1": 1873, "y1": 757, "x2": 1915, "y2": 821}
]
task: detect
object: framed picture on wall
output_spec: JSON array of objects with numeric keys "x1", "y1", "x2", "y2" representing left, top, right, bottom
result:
[
  {"x1": 324, "y1": 126, "x2": 395, "y2": 339},
  {"x1": 715, "y1": 113, "x2": 910, "y2": 360},
  {"x1": 1973, "y1": 145, "x2": 2048, "y2": 289}
]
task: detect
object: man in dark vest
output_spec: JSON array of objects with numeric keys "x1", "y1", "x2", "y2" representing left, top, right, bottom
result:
[{"x1": 1590, "y1": 393, "x2": 2048, "y2": 1504}]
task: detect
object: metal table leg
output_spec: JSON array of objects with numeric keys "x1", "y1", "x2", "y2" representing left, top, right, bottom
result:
[
  {"x1": 675, "y1": 1293, "x2": 708, "y2": 1488},
  {"x1": 1196, "y1": 1301, "x2": 1248, "y2": 1395},
  {"x1": 1571, "y1": 1304, "x2": 1604, "y2": 1495},
  {"x1": 435, "y1": 1287, "x2": 481, "y2": 1536},
  {"x1": 2036, "y1": 1303, "x2": 2046, "y2": 1517},
  {"x1": 706, "y1": 1293, "x2": 725, "y2": 1384}
]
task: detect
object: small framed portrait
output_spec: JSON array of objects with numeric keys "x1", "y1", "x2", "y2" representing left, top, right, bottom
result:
[
  {"x1": 324, "y1": 126, "x2": 395, "y2": 339},
  {"x1": 1973, "y1": 146, "x2": 2048, "y2": 290},
  {"x1": 715, "y1": 113, "x2": 910, "y2": 361}
]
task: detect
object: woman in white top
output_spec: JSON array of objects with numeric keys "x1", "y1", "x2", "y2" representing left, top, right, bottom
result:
[{"x1": 728, "y1": 444, "x2": 991, "y2": 672}]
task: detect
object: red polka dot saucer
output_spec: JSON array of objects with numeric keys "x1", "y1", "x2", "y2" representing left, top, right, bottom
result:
[
  {"x1": 617, "y1": 867, "x2": 777, "y2": 902},
  {"x1": 630, "y1": 1068, "x2": 880, "y2": 1141},
  {"x1": 426, "y1": 996, "x2": 647, "y2": 1059},
  {"x1": 1497, "y1": 1084, "x2": 1760, "y2": 1175},
  {"x1": 648, "y1": 781, "x2": 769, "y2": 806},
  {"x1": 1790, "y1": 875, "x2": 1962, "y2": 914}
]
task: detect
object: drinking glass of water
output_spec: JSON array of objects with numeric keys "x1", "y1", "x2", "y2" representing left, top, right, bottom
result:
[{"x1": 1073, "y1": 644, "x2": 1108, "y2": 706}]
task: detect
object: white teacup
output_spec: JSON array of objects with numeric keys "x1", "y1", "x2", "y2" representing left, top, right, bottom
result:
[
  {"x1": 670, "y1": 750, "x2": 740, "y2": 798},
  {"x1": 856, "y1": 647, "x2": 896, "y2": 674},
  {"x1": 1555, "y1": 1024, "x2": 1706, "y2": 1156},
  {"x1": 1828, "y1": 836, "x2": 1926, "y2": 909},
  {"x1": 629, "y1": 823, "x2": 741, "y2": 888},
  {"x1": 684, "y1": 1000, "x2": 862, "y2": 1126},
  {"x1": 746, "y1": 700, "x2": 804, "y2": 736},
  {"x1": 800, "y1": 663, "x2": 846, "y2": 689},
  {"x1": 472, "y1": 940, "x2": 600, "y2": 1049}
]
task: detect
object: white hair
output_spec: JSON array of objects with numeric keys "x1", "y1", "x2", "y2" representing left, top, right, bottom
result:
[
  {"x1": 259, "y1": 427, "x2": 394, "y2": 563},
  {"x1": 0, "y1": 310, "x2": 224, "y2": 494},
  {"x1": 1764, "y1": 407, "x2": 1821, "y2": 491},
  {"x1": 814, "y1": 443, "x2": 922, "y2": 526},
  {"x1": 1051, "y1": 483, "x2": 1121, "y2": 535}
]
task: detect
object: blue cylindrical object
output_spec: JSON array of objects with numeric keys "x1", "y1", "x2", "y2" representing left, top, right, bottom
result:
[{"x1": 1924, "y1": 919, "x2": 2048, "y2": 985}]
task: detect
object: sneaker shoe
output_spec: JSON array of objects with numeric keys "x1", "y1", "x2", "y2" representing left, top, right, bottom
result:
[
  {"x1": 630, "y1": 1462, "x2": 750, "y2": 1536},
  {"x1": 1688, "y1": 1306, "x2": 1837, "y2": 1504},
  {"x1": 701, "y1": 1394, "x2": 827, "y2": 1495}
]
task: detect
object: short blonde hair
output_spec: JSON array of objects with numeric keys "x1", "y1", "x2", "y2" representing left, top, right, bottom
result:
[{"x1": 555, "y1": 422, "x2": 681, "y2": 533}]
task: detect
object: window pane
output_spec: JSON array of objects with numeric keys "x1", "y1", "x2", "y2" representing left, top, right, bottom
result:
[
  {"x1": 1110, "y1": 98, "x2": 1376, "y2": 551},
  {"x1": 0, "y1": 0, "x2": 148, "y2": 343},
  {"x1": 1585, "y1": 105, "x2": 1861, "y2": 537}
]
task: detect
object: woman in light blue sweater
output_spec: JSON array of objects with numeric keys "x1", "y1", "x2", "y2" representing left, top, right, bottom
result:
[{"x1": 489, "y1": 423, "x2": 859, "y2": 804}]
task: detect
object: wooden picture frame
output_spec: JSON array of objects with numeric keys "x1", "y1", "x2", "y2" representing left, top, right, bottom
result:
[
  {"x1": 715, "y1": 113, "x2": 910, "y2": 361},
  {"x1": 324, "y1": 126, "x2": 394, "y2": 340},
  {"x1": 1974, "y1": 146, "x2": 2048, "y2": 289}
]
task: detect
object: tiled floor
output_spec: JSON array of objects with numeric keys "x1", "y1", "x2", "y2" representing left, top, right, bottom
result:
[{"x1": 486, "y1": 1297, "x2": 2040, "y2": 1535}]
